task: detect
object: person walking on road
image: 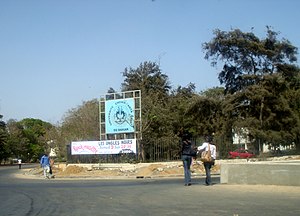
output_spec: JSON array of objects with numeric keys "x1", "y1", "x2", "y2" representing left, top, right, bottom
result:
[
  {"x1": 18, "y1": 159, "x2": 22, "y2": 169},
  {"x1": 49, "y1": 157, "x2": 55, "y2": 178},
  {"x1": 181, "y1": 133, "x2": 193, "y2": 186},
  {"x1": 198, "y1": 136, "x2": 216, "y2": 186},
  {"x1": 40, "y1": 154, "x2": 51, "y2": 179}
]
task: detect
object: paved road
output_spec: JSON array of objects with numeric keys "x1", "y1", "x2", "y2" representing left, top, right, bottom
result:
[{"x1": 0, "y1": 164, "x2": 300, "y2": 216}]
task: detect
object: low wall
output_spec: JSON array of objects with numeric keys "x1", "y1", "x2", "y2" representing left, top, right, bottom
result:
[{"x1": 221, "y1": 160, "x2": 300, "y2": 186}]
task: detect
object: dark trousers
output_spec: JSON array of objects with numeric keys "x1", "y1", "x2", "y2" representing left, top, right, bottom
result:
[
  {"x1": 203, "y1": 161, "x2": 214, "y2": 185},
  {"x1": 182, "y1": 155, "x2": 192, "y2": 185}
]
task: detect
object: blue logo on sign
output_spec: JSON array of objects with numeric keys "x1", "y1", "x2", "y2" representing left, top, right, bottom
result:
[{"x1": 106, "y1": 99, "x2": 135, "y2": 134}]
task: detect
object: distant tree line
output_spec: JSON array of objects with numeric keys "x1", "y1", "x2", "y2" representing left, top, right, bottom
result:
[{"x1": 0, "y1": 27, "x2": 299, "y2": 163}]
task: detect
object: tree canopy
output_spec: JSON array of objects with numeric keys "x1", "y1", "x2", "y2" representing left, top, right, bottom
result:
[
  {"x1": 0, "y1": 115, "x2": 9, "y2": 163},
  {"x1": 203, "y1": 27, "x2": 300, "y2": 152},
  {"x1": 203, "y1": 27, "x2": 298, "y2": 94}
]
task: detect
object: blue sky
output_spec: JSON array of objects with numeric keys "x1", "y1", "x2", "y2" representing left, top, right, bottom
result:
[{"x1": 1, "y1": 0, "x2": 299, "y2": 124}]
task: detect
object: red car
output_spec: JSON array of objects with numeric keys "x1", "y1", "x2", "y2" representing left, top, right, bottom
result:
[{"x1": 229, "y1": 149, "x2": 255, "y2": 159}]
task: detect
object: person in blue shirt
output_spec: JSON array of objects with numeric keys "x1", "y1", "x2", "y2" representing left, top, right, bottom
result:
[{"x1": 40, "y1": 154, "x2": 51, "y2": 179}]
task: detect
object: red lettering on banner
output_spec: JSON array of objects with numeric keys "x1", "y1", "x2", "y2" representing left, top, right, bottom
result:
[
  {"x1": 84, "y1": 145, "x2": 97, "y2": 154},
  {"x1": 73, "y1": 144, "x2": 97, "y2": 153},
  {"x1": 73, "y1": 145, "x2": 84, "y2": 152},
  {"x1": 72, "y1": 139, "x2": 135, "y2": 155}
]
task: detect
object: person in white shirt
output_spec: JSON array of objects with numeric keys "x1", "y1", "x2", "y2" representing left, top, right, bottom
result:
[
  {"x1": 18, "y1": 159, "x2": 22, "y2": 169},
  {"x1": 197, "y1": 136, "x2": 216, "y2": 186}
]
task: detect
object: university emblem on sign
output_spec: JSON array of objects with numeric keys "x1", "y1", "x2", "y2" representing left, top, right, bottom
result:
[
  {"x1": 113, "y1": 105, "x2": 133, "y2": 125},
  {"x1": 106, "y1": 99, "x2": 134, "y2": 133}
]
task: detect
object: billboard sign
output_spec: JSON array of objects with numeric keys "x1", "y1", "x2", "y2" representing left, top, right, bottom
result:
[
  {"x1": 71, "y1": 139, "x2": 136, "y2": 155},
  {"x1": 105, "y1": 98, "x2": 135, "y2": 134}
]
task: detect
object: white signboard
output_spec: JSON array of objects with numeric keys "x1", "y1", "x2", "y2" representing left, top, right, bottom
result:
[{"x1": 71, "y1": 139, "x2": 136, "y2": 155}]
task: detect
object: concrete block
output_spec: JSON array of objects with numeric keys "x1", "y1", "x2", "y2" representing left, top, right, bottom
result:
[{"x1": 221, "y1": 161, "x2": 300, "y2": 186}]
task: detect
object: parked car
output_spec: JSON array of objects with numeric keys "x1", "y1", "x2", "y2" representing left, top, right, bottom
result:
[{"x1": 229, "y1": 148, "x2": 255, "y2": 159}]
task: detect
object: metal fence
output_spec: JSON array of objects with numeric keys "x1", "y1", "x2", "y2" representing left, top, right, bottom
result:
[
  {"x1": 66, "y1": 138, "x2": 180, "y2": 163},
  {"x1": 66, "y1": 137, "x2": 204, "y2": 164},
  {"x1": 143, "y1": 138, "x2": 182, "y2": 162}
]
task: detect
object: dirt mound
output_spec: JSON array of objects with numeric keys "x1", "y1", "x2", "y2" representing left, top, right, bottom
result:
[
  {"x1": 19, "y1": 156, "x2": 299, "y2": 179},
  {"x1": 54, "y1": 162, "x2": 220, "y2": 178},
  {"x1": 55, "y1": 165, "x2": 89, "y2": 177},
  {"x1": 62, "y1": 165, "x2": 86, "y2": 174},
  {"x1": 22, "y1": 161, "x2": 221, "y2": 179},
  {"x1": 136, "y1": 164, "x2": 166, "y2": 176}
]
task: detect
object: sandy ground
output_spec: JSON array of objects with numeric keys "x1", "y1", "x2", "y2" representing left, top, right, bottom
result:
[
  {"x1": 18, "y1": 160, "x2": 220, "y2": 179},
  {"x1": 17, "y1": 155, "x2": 300, "y2": 180}
]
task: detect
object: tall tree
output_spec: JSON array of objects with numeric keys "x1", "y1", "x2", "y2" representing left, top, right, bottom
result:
[
  {"x1": 187, "y1": 88, "x2": 232, "y2": 155},
  {"x1": 61, "y1": 99, "x2": 100, "y2": 143},
  {"x1": 121, "y1": 61, "x2": 172, "y2": 160},
  {"x1": 122, "y1": 61, "x2": 171, "y2": 96},
  {"x1": 6, "y1": 120, "x2": 28, "y2": 160},
  {"x1": 169, "y1": 83, "x2": 197, "y2": 135},
  {"x1": 279, "y1": 65, "x2": 300, "y2": 151},
  {"x1": 0, "y1": 115, "x2": 10, "y2": 164},
  {"x1": 6, "y1": 118, "x2": 53, "y2": 162},
  {"x1": 122, "y1": 61, "x2": 171, "y2": 135},
  {"x1": 203, "y1": 27, "x2": 300, "y2": 152},
  {"x1": 203, "y1": 27, "x2": 298, "y2": 94},
  {"x1": 20, "y1": 118, "x2": 53, "y2": 161}
]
